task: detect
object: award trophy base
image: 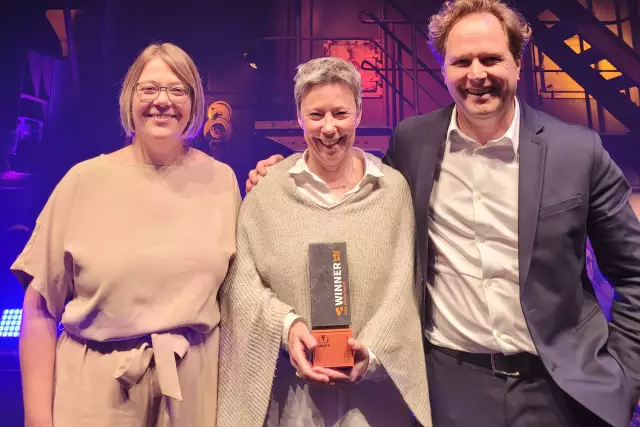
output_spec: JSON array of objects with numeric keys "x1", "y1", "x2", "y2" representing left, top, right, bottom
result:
[{"x1": 312, "y1": 327, "x2": 354, "y2": 368}]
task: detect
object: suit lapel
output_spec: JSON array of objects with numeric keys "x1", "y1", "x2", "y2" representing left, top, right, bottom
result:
[
  {"x1": 518, "y1": 103, "x2": 547, "y2": 288},
  {"x1": 416, "y1": 106, "x2": 453, "y2": 235},
  {"x1": 413, "y1": 106, "x2": 452, "y2": 329}
]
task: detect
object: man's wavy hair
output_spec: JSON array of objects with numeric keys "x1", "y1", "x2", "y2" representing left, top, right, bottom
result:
[{"x1": 428, "y1": 0, "x2": 532, "y2": 65}]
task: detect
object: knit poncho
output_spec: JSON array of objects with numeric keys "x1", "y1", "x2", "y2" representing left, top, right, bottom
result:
[{"x1": 218, "y1": 154, "x2": 431, "y2": 427}]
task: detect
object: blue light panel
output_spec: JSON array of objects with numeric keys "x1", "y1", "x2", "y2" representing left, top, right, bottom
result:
[{"x1": 0, "y1": 309, "x2": 22, "y2": 338}]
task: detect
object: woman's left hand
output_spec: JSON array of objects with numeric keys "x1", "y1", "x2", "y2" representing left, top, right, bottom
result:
[{"x1": 311, "y1": 338, "x2": 369, "y2": 384}]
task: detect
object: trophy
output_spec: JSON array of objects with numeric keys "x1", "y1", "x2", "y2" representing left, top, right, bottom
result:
[{"x1": 308, "y1": 242, "x2": 354, "y2": 368}]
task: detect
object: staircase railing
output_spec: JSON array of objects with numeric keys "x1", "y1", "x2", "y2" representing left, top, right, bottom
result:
[
  {"x1": 360, "y1": 59, "x2": 419, "y2": 121},
  {"x1": 358, "y1": 10, "x2": 446, "y2": 94},
  {"x1": 256, "y1": 33, "x2": 441, "y2": 127}
]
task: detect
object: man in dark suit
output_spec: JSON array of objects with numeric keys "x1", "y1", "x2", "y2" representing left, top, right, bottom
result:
[
  {"x1": 384, "y1": 1, "x2": 640, "y2": 426},
  {"x1": 246, "y1": 1, "x2": 640, "y2": 425}
]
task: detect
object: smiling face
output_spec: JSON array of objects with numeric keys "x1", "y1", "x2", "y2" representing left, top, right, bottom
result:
[
  {"x1": 442, "y1": 12, "x2": 520, "y2": 124},
  {"x1": 298, "y1": 82, "x2": 361, "y2": 169},
  {"x1": 131, "y1": 57, "x2": 192, "y2": 145}
]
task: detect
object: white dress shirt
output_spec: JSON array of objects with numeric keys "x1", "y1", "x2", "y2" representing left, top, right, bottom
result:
[
  {"x1": 283, "y1": 148, "x2": 386, "y2": 379},
  {"x1": 425, "y1": 99, "x2": 537, "y2": 355},
  {"x1": 287, "y1": 148, "x2": 384, "y2": 208}
]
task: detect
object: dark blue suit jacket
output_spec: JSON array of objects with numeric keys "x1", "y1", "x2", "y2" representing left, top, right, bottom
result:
[{"x1": 383, "y1": 101, "x2": 640, "y2": 427}]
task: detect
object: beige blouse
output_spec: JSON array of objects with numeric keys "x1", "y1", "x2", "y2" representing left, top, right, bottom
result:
[{"x1": 11, "y1": 151, "x2": 240, "y2": 342}]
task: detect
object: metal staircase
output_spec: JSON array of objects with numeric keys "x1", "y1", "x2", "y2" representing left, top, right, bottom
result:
[{"x1": 515, "y1": 0, "x2": 640, "y2": 135}]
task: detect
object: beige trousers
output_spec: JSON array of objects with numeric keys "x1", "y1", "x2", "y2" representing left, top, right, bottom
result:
[{"x1": 52, "y1": 327, "x2": 219, "y2": 427}]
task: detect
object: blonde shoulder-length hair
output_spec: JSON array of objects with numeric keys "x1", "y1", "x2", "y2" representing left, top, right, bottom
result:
[{"x1": 119, "y1": 42, "x2": 205, "y2": 140}]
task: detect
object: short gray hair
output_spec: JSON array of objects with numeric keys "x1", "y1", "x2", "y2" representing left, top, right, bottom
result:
[{"x1": 294, "y1": 57, "x2": 362, "y2": 113}]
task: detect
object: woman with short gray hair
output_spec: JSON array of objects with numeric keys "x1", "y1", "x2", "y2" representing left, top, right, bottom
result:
[
  {"x1": 217, "y1": 56, "x2": 431, "y2": 426},
  {"x1": 293, "y1": 56, "x2": 363, "y2": 114}
]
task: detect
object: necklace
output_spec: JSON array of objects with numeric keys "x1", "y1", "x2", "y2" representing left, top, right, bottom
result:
[{"x1": 328, "y1": 156, "x2": 354, "y2": 190}]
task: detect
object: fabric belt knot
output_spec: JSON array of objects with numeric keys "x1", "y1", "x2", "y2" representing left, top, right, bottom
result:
[{"x1": 113, "y1": 332, "x2": 190, "y2": 401}]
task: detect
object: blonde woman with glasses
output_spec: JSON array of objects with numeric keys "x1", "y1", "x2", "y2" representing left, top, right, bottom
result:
[{"x1": 12, "y1": 42, "x2": 240, "y2": 427}]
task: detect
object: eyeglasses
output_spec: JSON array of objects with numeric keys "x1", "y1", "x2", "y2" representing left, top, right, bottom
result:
[{"x1": 135, "y1": 82, "x2": 191, "y2": 103}]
